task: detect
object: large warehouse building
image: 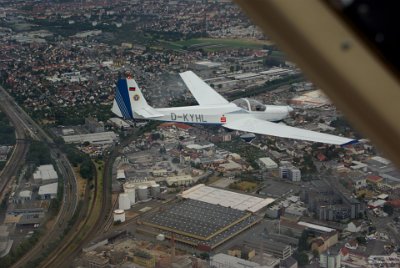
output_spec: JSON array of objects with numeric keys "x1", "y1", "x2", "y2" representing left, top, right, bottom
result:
[
  {"x1": 138, "y1": 185, "x2": 276, "y2": 251},
  {"x1": 180, "y1": 184, "x2": 275, "y2": 213}
]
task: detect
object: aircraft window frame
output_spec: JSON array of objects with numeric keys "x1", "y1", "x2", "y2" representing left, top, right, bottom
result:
[
  {"x1": 248, "y1": 99, "x2": 266, "y2": 112},
  {"x1": 232, "y1": 98, "x2": 250, "y2": 111}
]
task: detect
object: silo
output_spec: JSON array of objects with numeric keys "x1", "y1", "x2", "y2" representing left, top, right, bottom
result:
[
  {"x1": 118, "y1": 193, "x2": 130, "y2": 210},
  {"x1": 137, "y1": 185, "x2": 149, "y2": 201},
  {"x1": 116, "y1": 169, "x2": 126, "y2": 180},
  {"x1": 151, "y1": 184, "x2": 160, "y2": 198},
  {"x1": 113, "y1": 209, "x2": 126, "y2": 223},
  {"x1": 124, "y1": 183, "x2": 136, "y2": 205}
]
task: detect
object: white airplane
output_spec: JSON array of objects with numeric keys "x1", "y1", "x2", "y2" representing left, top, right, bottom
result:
[{"x1": 111, "y1": 71, "x2": 356, "y2": 145}]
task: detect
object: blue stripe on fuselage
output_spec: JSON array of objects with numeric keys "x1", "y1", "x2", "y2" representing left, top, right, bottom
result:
[{"x1": 117, "y1": 79, "x2": 133, "y2": 119}]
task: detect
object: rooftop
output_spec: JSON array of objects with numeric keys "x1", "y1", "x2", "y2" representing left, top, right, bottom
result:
[
  {"x1": 181, "y1": 184, "x2": 275, "y2": 213},
  {"x1": 143, "y1": 199, "x2": 249, "y2": 240},
  {"x1": 38, "y1": 182, "x2": 58, "y2": 195}
]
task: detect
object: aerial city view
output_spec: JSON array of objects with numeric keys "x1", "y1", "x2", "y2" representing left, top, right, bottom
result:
[{"x1": 0, "y1": 1, "x2": 399, "y2": 268}]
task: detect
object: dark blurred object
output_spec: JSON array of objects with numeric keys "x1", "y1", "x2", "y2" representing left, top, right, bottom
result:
[
  {"x1": 234, "y1": 0, "x2": 400, "y2": 168},
  {"x1": 328, "y1": 0, "x2": 400, "y2": 72}
]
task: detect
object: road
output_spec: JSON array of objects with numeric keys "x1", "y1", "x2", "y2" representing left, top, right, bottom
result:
[{"x1": 0, "y1": 86, "x2": 79, "y2": 267}]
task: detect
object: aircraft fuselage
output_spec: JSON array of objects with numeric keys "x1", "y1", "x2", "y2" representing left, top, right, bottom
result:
[{"x1": 136, "y1": 103, "x2": 291, "y2": 125}]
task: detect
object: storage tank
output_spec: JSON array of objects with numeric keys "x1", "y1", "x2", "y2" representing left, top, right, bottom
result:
[
  {"x1": 118, "y1": 193, "x2": 130, "y2": 210},
  {"x1": 156, "y1": 234, "x2": 165, "y2": 241},
  {"x1": 113, "y1": 209, "x2": 126, "y2": 223},
  {"x1": 117, "y1": 169, "x2": 126, "y2": 180},
  {"x1": 124, "y1": 183, "x2": 136, "y2": 205},
  {"x1": 151, "y1": 184, "x2": 160, "y2": 198},
  {"x1": 137, "y1": 185, "x2": 149, "y2": 201}
]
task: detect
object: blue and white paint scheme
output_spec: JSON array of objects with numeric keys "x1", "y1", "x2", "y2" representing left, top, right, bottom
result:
[{"x1": 112, "y1": 71, "x2": 356, "y2": 146}]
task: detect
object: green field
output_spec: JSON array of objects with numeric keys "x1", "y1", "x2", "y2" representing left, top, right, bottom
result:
[{"x1": 163, "y1": 38, "x2": 272, "y2": 51}]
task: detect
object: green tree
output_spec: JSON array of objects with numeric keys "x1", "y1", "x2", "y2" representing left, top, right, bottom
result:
[
  {"x1": 80, "y1": 158, "x2": 94, "y2": 179},
  {"x1": 298, "y1": 230, "x2": 310, "y2": 251},
  {"x1": 26, "y1": 141, "x2": 51, "y2": 166},
  {"x1": 383, "y1": 203, "x2": 394, "y2": 216},
  {"x1": 293, "y1": 251, "x2": 309, "y2": 266}
]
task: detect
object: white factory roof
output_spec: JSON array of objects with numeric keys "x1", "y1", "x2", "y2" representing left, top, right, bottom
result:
[
  {"x1": 38, "y1": 183, "x2": 58, "y2": 196},
  {"x1": 371, "y1": 156, "x2": 391, "y2": 165},
  {"x1": 258, "y1": 157, "x2": 278, "y2": 168},
  {"x1": 219, "y1": 161, "x2": 242, "y2": 170},
  {"x1": 260, "y1": 67, "x2": 290, "y2": 75},
  {"x1": 194, "y1": 60, "x2": 221, "y2": 68},
  {"x1": 19, "y1": 190, "x2": 32, "y2": 198},
  {"x1": 36, "y1": 164, "x2": 58, "y2": 181},
  {"x1": 108, "y1": 117, "x2": 131, "y2": 128},
  {"x1": 63, "y1": 131, "x2": 118, "y2": 144},
  {"x1": 211, "y1": 253, "x2": 262, "y2": 268},
  {"x1": 298, "y1": 221, "x2": 336, "y2": 233},
  {"x1": 186, "y1": 143, "x2": 214, "y2": 150},
  {"x1": 181, "y1": 184, "x2": 275, "y2": 213},
  {"x1": 377, "y1": 194, "x2": 389, "y2": 200}
]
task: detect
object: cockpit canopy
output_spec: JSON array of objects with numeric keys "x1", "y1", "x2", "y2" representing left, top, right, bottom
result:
[{"x1": 232, "y1": 98, "x2": 266, "y2": 112}]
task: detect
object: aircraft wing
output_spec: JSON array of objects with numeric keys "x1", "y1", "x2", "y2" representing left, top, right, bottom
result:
[
  {"x1": 180, "y1": 71, "x2": 230, "y2": 106},
  {"x1": 223, "y1": 118, "x2": 357, "y2": 146}
]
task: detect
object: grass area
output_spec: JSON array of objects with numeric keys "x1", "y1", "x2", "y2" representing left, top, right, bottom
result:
[
  {"x1": 229, "y1": 181, "x2": 258, "y2": 192},
  {"x1": 73, "y1": 167, "x2": 88, "y2": 199},
  {"x1": 68, "y1": 160, "x2": 104, "y2": 249},
  {"x1": 163, "y1": 38, "x2": 272, "y2": 51},
  {"x1": 205, "y1": 176, "x2": 221, "y2": 185}
]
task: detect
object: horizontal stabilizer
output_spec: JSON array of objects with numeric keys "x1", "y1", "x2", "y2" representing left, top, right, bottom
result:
[
  {"x1": 135, "y1": 107, "x2": 164, "y2": 118},
  {"x1": 180, "y1": 71, "x2": 229, "y2": 106},
  {"x1": 223, "y1": 118, "x2": 356, "y2": 146}
]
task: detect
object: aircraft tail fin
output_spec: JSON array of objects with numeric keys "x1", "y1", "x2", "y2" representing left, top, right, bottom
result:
[{"x1": 111, "y1": 77, "x2": 152, "y2": 119}]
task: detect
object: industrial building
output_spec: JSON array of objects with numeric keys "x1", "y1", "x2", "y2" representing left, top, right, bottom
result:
[
  {"x1": 33, "y1": 164, "x2": 58, "y2": 184},
  {"x1": 62, "y1": 131, "x2": 118, "y2": 145},
  {"x1": 279, "y1": 164, "x2": 301, "y2": 182},
  {"x1": 85, "y1": 117, "x2": 105, "y2": 133},
  {"x1": 257, "y1": 157, "x2": 278, "y2": 170},
  {"x1": 165, "y1": 175, "x2": 193, "y2": 186},
  {"x1": 108, "y1": 117, "x2": 131, "y2": 130},
  {"x1": 181, "y1": 184, "x2": 275, "y2": 213},
  {"x1": 38, "y1": 183, "x2": 58, "y2": 199},
  {"x1": 140, "y1": 199, "x2": 261, "y2": 250},
  {"x1": 301, "y1": 180, "x2": 365, "y2": 221},
  {"x1": 210, "y1": 253, "x2": 263, "y2": 268},
  {"x1": 244, "y1": 239, "x2": 292, "y2": 260}
]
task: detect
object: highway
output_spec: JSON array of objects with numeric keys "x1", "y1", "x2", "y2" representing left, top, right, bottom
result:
[
  {"x1": 0, "y1": 86, "x2": 79, "y2": 267},
  {"x1": 0, "y1": 88, "x2": 29, "y2": 203}
]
